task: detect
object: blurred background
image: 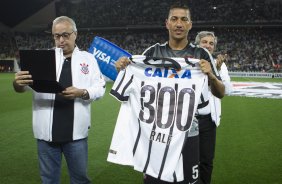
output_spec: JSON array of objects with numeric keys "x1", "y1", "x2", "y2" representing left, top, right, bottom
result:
[{"x1": 0, "y1": 0, "x2": 281, "y2": 73}]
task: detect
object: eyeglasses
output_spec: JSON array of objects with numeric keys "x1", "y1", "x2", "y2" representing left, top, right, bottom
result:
[{"x1": 53, "y1": 31, "x2": 74, "y2": 40}]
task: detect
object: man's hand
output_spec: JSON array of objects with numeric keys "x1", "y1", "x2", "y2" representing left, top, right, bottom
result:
[
  {"x1": 199, "y1": 59, "x2": 215, "y2": 78},
  {"x1": 59, "y1": 87, "x2": 88, "y2": 100},
  {"x1": 199, "y1": 59, "x2": 225, "y2": 98},
  {"x1": 13, "y1": 71, "x2": 33, "y2": 92},
  {"x1": 216, "y1": 54, "x2": 228, "y2": 71},
  {"x1": 115, "y1": 57, "x2": 131, "y2": 72},
  {"x1": 14, "y1": 71, "x2": 33, "y2": 86}
]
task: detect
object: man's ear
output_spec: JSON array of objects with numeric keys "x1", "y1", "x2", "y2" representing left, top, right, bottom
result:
[
  {"x1": 165, "y1": 19, "x2": 169, "y2": 30},
  {"x1": 188, "y1": 21, "x2": 193, "y2": 31}
]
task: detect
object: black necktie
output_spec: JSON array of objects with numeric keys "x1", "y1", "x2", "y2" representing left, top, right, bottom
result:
[{"x1": 52, "y1": 57, "x2": 74, "y2": 142}]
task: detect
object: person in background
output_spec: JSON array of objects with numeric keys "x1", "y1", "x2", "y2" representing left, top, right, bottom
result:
[
  {"x1": 13, "y1": 16, "x2": 105, "y2": 184},
  {"x1": 195, "y1": 31, "x2": 233, "y2": 184}
]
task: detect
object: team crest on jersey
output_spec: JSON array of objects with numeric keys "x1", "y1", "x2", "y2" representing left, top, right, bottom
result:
[{"x1": 80, "y1": 63, "x2": 89, "y2": 74}]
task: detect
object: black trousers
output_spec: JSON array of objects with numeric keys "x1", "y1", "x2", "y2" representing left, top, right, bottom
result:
[{"x1": 198, "y1": 115, "x2": 216, "y2": 184}]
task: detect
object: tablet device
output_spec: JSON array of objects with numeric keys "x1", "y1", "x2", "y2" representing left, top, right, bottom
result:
[{"x1": 19, "y1": 50, "x2": 65, "y2": 93}]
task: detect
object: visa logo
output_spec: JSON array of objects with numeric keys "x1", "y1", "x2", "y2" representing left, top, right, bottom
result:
[
  {"x1": 92, "y1": 47, "x2": 111, "y2": 64},
  {"x1": 144, "y1": 67, "x2": 191, "y2": 79}
]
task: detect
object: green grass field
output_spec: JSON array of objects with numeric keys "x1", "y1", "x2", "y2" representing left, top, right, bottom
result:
[{"x1": 1, "y1": 73, "x2": 282, "y2": 184}]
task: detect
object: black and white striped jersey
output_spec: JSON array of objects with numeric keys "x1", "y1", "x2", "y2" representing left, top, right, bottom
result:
[
  {"x1": 107, "y1": 55, "x2": 208, "y2": 182},
  {"x1": 143, "y1": 42, "x2": 221, "y2": 116}
]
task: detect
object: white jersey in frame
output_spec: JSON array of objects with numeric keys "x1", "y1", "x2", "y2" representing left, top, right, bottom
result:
[{"x1": 108, "y1": 55, "x2": 207, "y2": 182}]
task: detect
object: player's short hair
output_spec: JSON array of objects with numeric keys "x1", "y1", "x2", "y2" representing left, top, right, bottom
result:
[
  {"x1": 168, "y1": 3, "x2": 191, "y2": 20},
  {"x1": 195, "y1": 31, "x2": 218, "y2": 50},
  {"x1": 52, "y1": 16, "x2": 77, "y2": 32}
]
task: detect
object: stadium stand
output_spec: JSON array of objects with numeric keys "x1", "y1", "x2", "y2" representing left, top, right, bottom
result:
[
  {"x1": 55, "y1": 0, "x2": 282, "y2": 27},
  {"x1": 0, "y1": 0, "x2": 281, "y2": 72}
]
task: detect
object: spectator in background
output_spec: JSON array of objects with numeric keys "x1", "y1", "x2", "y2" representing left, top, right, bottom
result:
[
  {"x1": 194, "y1": 31, "x2": 232, "y2": 184},
  {"x1": 13, "y1": 16, "x2": 105, "y2": 184}
]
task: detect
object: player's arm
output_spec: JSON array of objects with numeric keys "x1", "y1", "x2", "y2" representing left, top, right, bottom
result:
[
  {"x1": 13, "y1": 71, "x2": 33, "y2": 93},
  {"x1": 199, "y1": 60, "x2": 225, "y2": 99}
]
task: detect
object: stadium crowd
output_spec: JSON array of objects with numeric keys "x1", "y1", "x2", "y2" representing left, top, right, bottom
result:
[
  {"x1": 55, "y1": 0, "x2": 282, "y2": 27},
  {"x1": 1, "y1": 28, "x2": 280, "y2": 72},
  {"x1": 0, "y1": 0, "x2": 281, "y2": 72}
]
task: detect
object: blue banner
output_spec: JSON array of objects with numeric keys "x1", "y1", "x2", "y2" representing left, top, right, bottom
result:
[{"x1": 88, "y1": 36, "x2": 132, "y2": 81}]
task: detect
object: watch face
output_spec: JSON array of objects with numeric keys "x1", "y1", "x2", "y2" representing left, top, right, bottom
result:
[{"x1": 81, "y1": 90, "x2": 88, "y2": 99}]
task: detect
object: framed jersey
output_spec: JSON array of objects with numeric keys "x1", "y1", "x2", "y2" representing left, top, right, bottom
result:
[{"x1": 107, "y1": 56, "x2": 208, "y2": 182}]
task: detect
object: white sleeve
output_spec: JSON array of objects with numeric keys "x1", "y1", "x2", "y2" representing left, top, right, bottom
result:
[
  {"x1": 87, "y1": 56, "x2": 106, "y2": 101},
  {"x1": 110, "y1": 67, "x2": 133, "y2": 101}
]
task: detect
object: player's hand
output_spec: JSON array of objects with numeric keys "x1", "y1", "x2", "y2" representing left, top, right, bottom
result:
[
  {"x1": 115, "y1": 57, "x2": 131, "y2": 72},
  {"x1": 14, "y1": 71, "x2": 33, "y2": 87},
  {"x1": 199, "y1": 59, "x2": 212, "y2": 74},
  {"x1": 216, "y1": 54, "x2": 228, "y2": 71},
  {"x1": 199, "y1": 59, "x2": 217, "y2": 80},
  {"x1": 60, "y1": 86, "x2": 85, "y2": 99}
]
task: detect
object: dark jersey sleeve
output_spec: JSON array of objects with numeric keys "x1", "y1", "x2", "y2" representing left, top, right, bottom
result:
[
  {"x1": 195, "y1": 47, "x2": 221, "y2": 80},
  {"x1": 142, "y1": 45, "x2": 156, "y2": 57}
]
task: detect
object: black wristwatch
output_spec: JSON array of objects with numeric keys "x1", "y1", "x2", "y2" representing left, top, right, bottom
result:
[{"x1": 81, "y1": 89, "x2": 88, "y2": 100}]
